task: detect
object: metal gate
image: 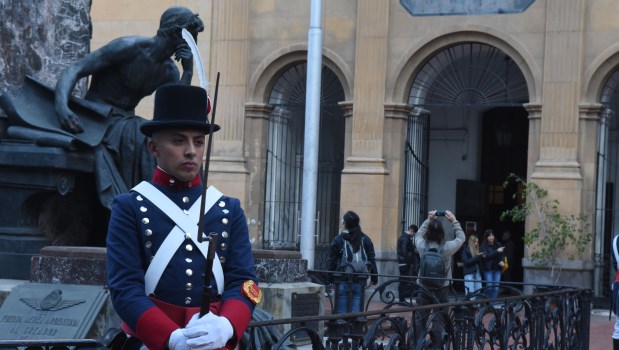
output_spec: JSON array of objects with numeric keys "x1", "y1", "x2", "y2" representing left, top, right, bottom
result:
[
  {"x1": 263, "y1": 63, "x2": 345, "y2": 268},
  {"x1": 402, "y1": 107, "x2": 430, "y2": 231}
]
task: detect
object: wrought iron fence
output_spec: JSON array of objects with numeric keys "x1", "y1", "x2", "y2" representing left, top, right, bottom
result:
[
  {"x1": 0, "y1": 273, "x2": 592, "y2": 350},
  {"x1": 246, "y1": 271, "x2": 592, "y2": 350}
]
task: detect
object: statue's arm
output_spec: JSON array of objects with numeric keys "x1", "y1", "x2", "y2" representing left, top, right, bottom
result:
[
  {"x1": 174, "y1": 43, "x2": 194, "y2": 85},
  {"x1": 54, "y1": 40, "x2": 133, "y2": 133}
]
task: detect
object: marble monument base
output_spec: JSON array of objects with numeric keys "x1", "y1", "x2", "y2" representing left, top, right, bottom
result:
[{"x1": 258, "y1": 282, "x2": 325, "y2": 344}]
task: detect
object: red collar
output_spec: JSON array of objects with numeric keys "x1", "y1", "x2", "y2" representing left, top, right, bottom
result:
[{"x1": 152, "y1": 167, "x2": 201, "y2": 189}]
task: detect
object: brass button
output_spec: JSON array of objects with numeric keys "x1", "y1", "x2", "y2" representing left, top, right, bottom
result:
[
  {"x1": 183, "y1": 197, "x2": 190, "y2": 203},
  {"x1": 185, "y1": 233, "x2": 192, "y2": 240},
  {"x1": 186, "y1": 269, "x2": 193, "y2": 276},
  {"x1": 140, "y1": 206, "x2": 147, "y2": 212},
  {"x1": 136, "y1": 195, "x2": 143, "y2": 201},
  {"x1": 185, "y1": 258, "x2": 192, "y2": 263},
  {"x1": 219, "y1": 256, "x2": 226, "y2": 264},
  {"x1": 142, "y1": 218, "x2": 150, "y2": 224},
  {"x1": 222, "y1": 209, "x2": 229, "y2": 214},
  {"x1": 222, "y1": 218, "x2": 229, "y2": 225},
  {"x1": 185, "y1": 297, "x2": 192, "y2": 305},
  {"x1": 186, "y1": 244, "x2": 193, "y2": 252},
  {"x1": 221, "y1": 231, "x2": 228, "y2": 238},
  {"x1": 219, "y1": 201, "x2": 225, "y2": 207},
  {"x1": 145, "y1": 241, "x2": 152, "y2": 249},
  {"x1": 145, "y1": 229, "x2": 152, "y2": 236},
  {"x1": 169, "y1": 178, "x2": 176, "y2": 184},
  {"x1": 220, "y1": 243, "x2": 227, "y2": 251},
  {"x1": 186, "y1": 283, "x2": 192, "y2": 290}
]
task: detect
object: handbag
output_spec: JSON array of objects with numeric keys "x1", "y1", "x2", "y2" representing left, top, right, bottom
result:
[{"x1": 501, "y1": 256, "x2": 509, "y2": 273}]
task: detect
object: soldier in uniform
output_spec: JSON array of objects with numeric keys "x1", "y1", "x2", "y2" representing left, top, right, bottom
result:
[{"x1": 106, "y1": 84, "x2": 261, "y2": 350}]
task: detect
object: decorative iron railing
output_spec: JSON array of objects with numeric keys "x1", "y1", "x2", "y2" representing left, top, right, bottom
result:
[
  {"x1": 245, "y1": 271, "x2": 592, "y2": 350},
  {"x1": 0, "y1": 272, "x2": 592, "y2": 350}
]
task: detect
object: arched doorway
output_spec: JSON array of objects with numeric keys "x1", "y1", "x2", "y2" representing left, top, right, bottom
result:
[
  {"x1": 597, "y1": 68, "x2": 619, "y2": 299},
  {"x1": 263, "y1": 63, "x2": 346, "y2": 269},
  {"x1": 404, "y1": 42, "x2": 530, "y2": 284}
]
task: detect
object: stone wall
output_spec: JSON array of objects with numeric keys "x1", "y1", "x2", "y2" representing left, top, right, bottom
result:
[{"x1": 0, "y1": 0, "x2": 91, "y2": 100}]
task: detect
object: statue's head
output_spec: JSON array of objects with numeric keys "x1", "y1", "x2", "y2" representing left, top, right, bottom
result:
[{"x1": 157, "y1": 6, "x2": 204, "y2": 39}]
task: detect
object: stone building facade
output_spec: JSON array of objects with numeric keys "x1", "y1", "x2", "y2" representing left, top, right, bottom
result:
[{"x1": 89, "y1": 0, "x2": 619, "y2": 295}]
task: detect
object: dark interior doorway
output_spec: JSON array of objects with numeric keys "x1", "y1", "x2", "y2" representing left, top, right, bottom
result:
[{"x1": 479, "y1": 106, "x2": 529, "y2": 283}]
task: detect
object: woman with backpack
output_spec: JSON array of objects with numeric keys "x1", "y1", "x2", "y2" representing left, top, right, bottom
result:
[
  {"x1": 413, "y1": 210, "x2": 465, "y2": 346},
  {"x1": 328, "y1": 210, "x2": 378, "y2": 313},
  {"x1": 480, "y1": 229, "x2": 505, "y2": 302}
]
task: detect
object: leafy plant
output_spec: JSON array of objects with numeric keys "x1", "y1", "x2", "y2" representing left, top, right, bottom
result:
[{"x1": 499, "y1": 173, "x2": 591, "y2": 281}]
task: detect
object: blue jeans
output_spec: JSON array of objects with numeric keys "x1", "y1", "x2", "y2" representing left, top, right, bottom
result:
[
  {"x1": 484, "y1": 269, "x2": 501, "y2": 300},
  {"x1": 335, "y1": 281, "x2": 362, "y2": 313},
  {"x1": 464, "y1": 270, "x2": 482, "y2": 296}
]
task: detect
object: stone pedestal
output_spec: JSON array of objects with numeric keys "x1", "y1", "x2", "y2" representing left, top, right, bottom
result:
[
  {"x1": 27, "y1": 246, "x2": 119, "y2": 340},
  {"x1": 31, "y1": 246, "x2": 107, "y2": 285},
  {"x1": 258, "y1": 282, "x2": 325, "y2": 343},
  {"x1": 0, "y1": 142, "x2": 97, "y2": 280},
  {"x1": 253, "y1": 249, "x2": 325, "y2": 344}
]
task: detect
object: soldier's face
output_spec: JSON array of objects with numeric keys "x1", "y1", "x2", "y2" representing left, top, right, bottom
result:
[{"x1": 149, "y1": 129, "x2": 206, "y2": 182}]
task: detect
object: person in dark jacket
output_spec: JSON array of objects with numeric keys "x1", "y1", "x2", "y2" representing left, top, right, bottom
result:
[
  {"x1": 480, "y1": 229, "x2": 505, "y2": 301},
  {"x1": 397, "y1": 224, "x2": 419, "y2": 302},
  {"x1": 460, "y1": 234, "x2": 484, "y2": 297},
  {"x1": 328, "y1": 211, "x2": 378, "y2": 313}
]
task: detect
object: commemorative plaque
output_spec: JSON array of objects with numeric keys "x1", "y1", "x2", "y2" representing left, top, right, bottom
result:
[{"x1": 0, "y1": 283, "x2": 107, "y2": 340}]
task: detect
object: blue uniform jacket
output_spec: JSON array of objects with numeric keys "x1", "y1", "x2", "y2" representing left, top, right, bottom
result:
[{"x1": 106, "y1": 181, "x2": 258, "y2": 349}]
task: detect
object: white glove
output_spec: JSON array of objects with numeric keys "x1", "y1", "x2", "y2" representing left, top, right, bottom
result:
[
  {"x1": 183, "y1": 312, "x2": 234, "y2": 350},
  {"x1": 168, "y1": 328, "x2": 190, "y2": 350}
]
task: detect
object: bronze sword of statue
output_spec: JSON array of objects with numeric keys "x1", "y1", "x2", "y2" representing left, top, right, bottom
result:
[{"x1": 181, "y1": 28, "x2": 220, "y2": 316}]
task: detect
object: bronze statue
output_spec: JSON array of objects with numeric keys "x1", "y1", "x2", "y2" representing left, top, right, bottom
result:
[{"x1": 0, "y1": 6, "x2": 205, "y2": 209}]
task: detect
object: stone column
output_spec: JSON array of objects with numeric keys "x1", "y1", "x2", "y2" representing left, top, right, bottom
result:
[
  {"x1": 535, "y1": 0, "x2": 585, "y2": 174},
  {"x1": 579, "y1": 103, "x2": 604, "y2": 296},
  {"x1": 530, "y1": 0, "x2": 585, "y2": 227},
  {"x1": 208, "y1": 0, "x2": 250, "y2": 204},
  {"x1": 381, "y1": 103, "x2": 413, "y2": 277},
  {"x1": 340, "y1": 1, "x2": 390, "y2": 249},
  {"x1": 244, "y1": 102, "x2": 273, "y2": 245}
]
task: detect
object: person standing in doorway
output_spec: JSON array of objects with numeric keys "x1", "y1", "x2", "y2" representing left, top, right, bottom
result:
[
  {"x1": 397, "y1": 224, "x2": 419, "y2": 302},
  {"x1": 480, "y1": 229, "x2": 505, "y2": 301},
  {"x1": 501, "y1": 230, "x2": 515, "y2": 282},
  {"x1": 460, "y1": 234, "x2": 484, "y2": 297}
]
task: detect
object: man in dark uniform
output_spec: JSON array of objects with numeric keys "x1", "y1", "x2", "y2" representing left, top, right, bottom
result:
[
  {"x1": 106, "y1": 84, "x2": 261, "y2": 350},
  {"x1": 397, "y1": 224, "x2": 419, "y2": 302}
]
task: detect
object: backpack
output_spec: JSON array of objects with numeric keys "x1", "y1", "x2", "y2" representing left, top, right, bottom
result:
[
  {"x1": 418, "y1": 243, "x2": 447, "y2": 288},
  {"x1": 338, "y1": 236, "x2": 369, "y2": 280}
]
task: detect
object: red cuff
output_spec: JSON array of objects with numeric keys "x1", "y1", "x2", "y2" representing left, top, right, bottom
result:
[
  {"x1": 135, "y1": 306, "x2": 180, "y2": 350},
  {"x1": 218, "y1": 299, "x2": 252, "y2": 348}
]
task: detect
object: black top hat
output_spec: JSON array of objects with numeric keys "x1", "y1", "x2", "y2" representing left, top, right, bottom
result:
[{"x1": 140, "y1": 84, "x2": 220, "y2": 137}]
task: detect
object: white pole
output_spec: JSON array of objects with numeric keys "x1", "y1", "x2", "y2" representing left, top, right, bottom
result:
[{"x1": 300, "y1": 0, "x2": 323, "y2": 269}]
